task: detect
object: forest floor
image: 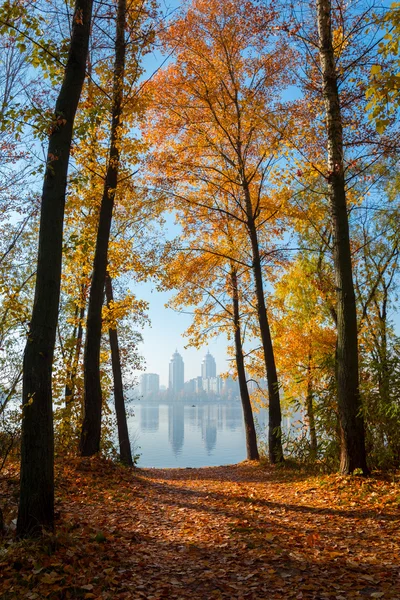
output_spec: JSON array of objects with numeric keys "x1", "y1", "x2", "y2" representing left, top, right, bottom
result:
[{"x1": 0, "y1": 457, "x2": 399, "y2": 599}]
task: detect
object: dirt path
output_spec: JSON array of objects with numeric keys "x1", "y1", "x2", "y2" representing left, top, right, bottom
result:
[{"x1": 1, "y1": 459, "x2": 399, "y2": 599}]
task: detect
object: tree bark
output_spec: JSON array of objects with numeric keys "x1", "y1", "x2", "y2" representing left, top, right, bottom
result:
[
  {"x1": 305, "y1": 352, "x2": 317, "y2": 460},
  {"x1": 316, "y1": 0, "x2": 368, "y2": 474},
  {"x1": 243, "y1": 186, "x2": 283, "y2": 463},
  {"x1": 105, "y1": 272, "x2": 133, "y2": 466},
  {"x1": 230, "y1": 265, "x2": 259, "y2": 460},
  {"x1": 80, "y1": 0, "x2": 126, "y2": 455},
  {"x1": 377, "y1": 287, "x2": 389, "y2": 408},
  {"x1": 16, "y1": 0, "x2": 93, "y2": 537}
]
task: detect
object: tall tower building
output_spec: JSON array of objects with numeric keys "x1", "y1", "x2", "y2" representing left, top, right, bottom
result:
[
  {"x1": 169, "y1": 350, "x2": 184, "y2": 392},
  {"x1": 201, "y1": 351, "x2": 217, "y2": 379}
]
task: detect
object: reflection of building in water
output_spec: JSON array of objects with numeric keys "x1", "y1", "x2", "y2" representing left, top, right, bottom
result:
[
  {"x1": 140, "y1": 404, "x2": 160, "y2": 433},
  {"x1": 169, "y1": 350, "x2": 184, "y2": 392},
  {"x1": 168, "y1": 403, "x2": 185, "y2": 456},
  {"x1": 140, "y1": 373, "x2": 160, "y2": 397},
  {"x1": 201, "y1": 405, "x2": 217, "y2": 454},
  {"x1": 203, "y1": 422, "x2": 217, "y2": 453},
  {"x1": 225, "y1": 401, "x2": 243, "y2": 431},
  {"x1": 186, "y1": 404, "x2": 199, "y2": 427},
  {"x1": 216, "y1": 404, "x2": 224, "y2": 430}
]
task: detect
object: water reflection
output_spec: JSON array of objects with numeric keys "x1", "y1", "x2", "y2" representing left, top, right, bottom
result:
[
  {"x1": 200, "y1": 405, "x2": 216, "y2": 454},
  {"x1": 127, "y1": 399, "x2": 302, "y2": 468},
  {"x1": 168, "y1": 404, "x2": 185, "y2": 456},
  {"x1": 129, "y1": 399, "x2": 246, "y2": 468},
  {"x1": 203, "y1": 421, "x2": 217, "y2": 453},
  {"x1": 140, "y1": 404, "x2": 159, "y2": 433}
]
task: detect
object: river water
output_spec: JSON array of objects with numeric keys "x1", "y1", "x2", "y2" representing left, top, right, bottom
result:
[{"x1": 127, "y1": 399, "x2": 269, "y2": 468}]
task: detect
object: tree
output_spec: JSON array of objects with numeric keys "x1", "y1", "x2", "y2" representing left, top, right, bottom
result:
[
  {"x1": 104, "y1": 271, "x2": 133, "y2": 466},
  {"x1": 353, "y1": 182, "x2": 400, "y2": 466},
  {"x1": 276, "y1": 0, "x2": 399, "y2": 472},
  {"x1": 230, "y1": 263, "x2": 260, "y2": 460},
  {"x1": 144, "y1": 0, "x2": 293, "y2": 462},
  {"x1": 79, "y1": 0, "x2": 127, "y2": 456},
  {"x1": 80, "y1": 0, "x2": 154, "y2": 456},
  {"x1": 16, "y1": 0, "x2": 93, "y2": 536},
  {"x1": 315, "y1": 0, "x2": 369, "y2": 474}
]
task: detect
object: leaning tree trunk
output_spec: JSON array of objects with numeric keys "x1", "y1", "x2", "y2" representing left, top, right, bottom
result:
[
  {"x1": 16, "y1": 0, "x2": 93, "y2": 537},
  {"x1": 105, "y1": 272, "x2": 133, "y2": 466},
  {"x1": 316, "y1": 0, "x2": 369, "y2": 475},
  {"x1": 230, "y1": 265, "x2": 259, "y2": 460},
  {"x1": 80, "y1": 0, "x2": 126, "y2": 456},
  {"x1": 243, "y1": 185, "x2": 283, "y2": 463}
]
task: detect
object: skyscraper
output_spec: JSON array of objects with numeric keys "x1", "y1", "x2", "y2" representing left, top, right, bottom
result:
[
  {"x1": 201, "y1": 351, "x2": 217, "y2": 379},
  {"x1": 169, "y1": 350, "x2": 184, "y2": 392}
]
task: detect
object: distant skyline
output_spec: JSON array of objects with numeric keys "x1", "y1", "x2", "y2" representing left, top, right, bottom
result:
[{"x1": 131, "y1": 279, "x2": 232, "y2": 388}]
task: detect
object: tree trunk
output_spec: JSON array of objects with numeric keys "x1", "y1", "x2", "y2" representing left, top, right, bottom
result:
[
  {"x1": 378, "y1": 288, "x2": 389, "y2": 407},
  {"x1": 62, "y1": 300, "x2": 85, "y2": 446},
  {"x1": 105, "y1": 272, "x2": 133, "y2": 466},
  {"x1": 230, "y1": 265, "x2": 259, "y2": 460},
  {"x1": 305, "y1": 353, "x2": 317, "y2": 460},
  {"x1": 243, "y1": 186, "x2": 283, "y2": 463},
  {"x1": 65, "y1": 298, "x2": 85, "y2": 408},
  {"x1": 16, "y1": 0, "x2": 93, "y2": 537},
  {"x1": 64, "y1": 303, "x2": 79, "y2": 406},
  {"x1": 80, "y1": 0, "x2": 126, "y2": 456},
  {"x1": 316, "y1": 0, "x2": 369, "y2": 475}
]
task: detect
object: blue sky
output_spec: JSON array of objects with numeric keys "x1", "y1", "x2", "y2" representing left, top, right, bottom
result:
[{"x1": 132, "y1": 281, "x2": 231, "y2": 387}]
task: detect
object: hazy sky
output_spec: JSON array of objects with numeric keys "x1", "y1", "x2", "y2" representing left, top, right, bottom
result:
[
  {"x1": 131, "y1": 276, "x2": 232, "y2": 388},
  {"x1": 130, "y1": 189, "x2": 233, "y2": 382}
]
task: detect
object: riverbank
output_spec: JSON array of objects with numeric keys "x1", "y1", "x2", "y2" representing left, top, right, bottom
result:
[{"x1": 1, "y1": 457, "x2": 399, "y2": 599}]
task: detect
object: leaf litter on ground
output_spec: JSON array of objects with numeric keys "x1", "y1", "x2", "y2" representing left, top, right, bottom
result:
[{"x1": 1, "y1": 457, "x2": 399, "y2": 599}]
